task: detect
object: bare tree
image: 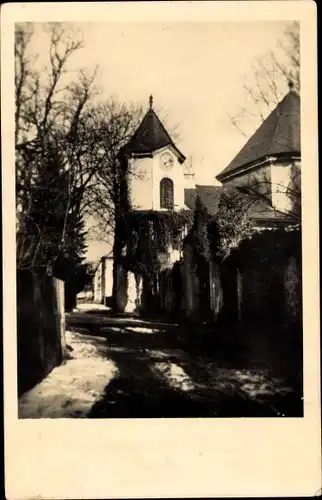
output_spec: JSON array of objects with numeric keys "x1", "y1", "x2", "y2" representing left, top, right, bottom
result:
[
  {"x1": 83, "y1": 99, "x2": 143, "y2": 246},
  {"x1": 237, "y1": 165, "x2": 301, "y2": 224},
  {"x1": 215, "y1": 163, "x2": 301, "y2": 261},
  {"x1": 85, "y1": 99, "x2": 179, "y2": 249},
  {"x1": 15, "y1": 22, "x2": 94, "y2": 271},
  {"x1": 229, "y1": 21, "x2": 300, "y2": 138},
  {"x1": 223, "y1": 21, "x2": 301, "y2": 238},
  {"x1": 15, "y1": 23, "x2": 142, "y2": 273},
  {"x1": 216, "y1": 191, "x2": 256, "y2": 261}
]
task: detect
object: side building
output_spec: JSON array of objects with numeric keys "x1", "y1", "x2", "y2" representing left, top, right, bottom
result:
[
  {"x1": 182, "y1": 83, "x2": 301, "y2": 325},
  {"x1": 93, "y1": 254, "x2": 114, "y2": 305}
]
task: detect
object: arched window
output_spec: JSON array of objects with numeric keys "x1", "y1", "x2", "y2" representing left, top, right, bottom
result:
[{"x1": 160, "y1": 178, "x2": 174, "y2": 209}]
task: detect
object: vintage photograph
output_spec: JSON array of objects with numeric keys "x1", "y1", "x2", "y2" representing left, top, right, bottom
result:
[{"x1": 16, "y1": 20, "x2": 303, "y2": 419}]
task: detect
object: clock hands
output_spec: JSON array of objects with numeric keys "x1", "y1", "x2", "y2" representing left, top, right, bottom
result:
[{"x1": 162, "y1": 155, "x2": 173, "y2": 169}]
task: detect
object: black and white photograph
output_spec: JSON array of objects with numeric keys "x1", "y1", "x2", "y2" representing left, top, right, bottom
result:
[
  {"x1": 3, "y1": 2, "x2": 320, "y2": 498},
  {"x1": 15, "y1": 18, "x2": 304, "y2": 419}
]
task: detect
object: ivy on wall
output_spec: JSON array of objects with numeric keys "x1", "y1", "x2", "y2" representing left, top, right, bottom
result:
[
  {"x1": 112, "y1": 153, "x2": 302, "y2": 318},
  {"x1": 215, "y1": 191, "x2": 255, "y2": 261},
  {"x1": 122, "y1": 209, "x2": 194, "y2": 280}
]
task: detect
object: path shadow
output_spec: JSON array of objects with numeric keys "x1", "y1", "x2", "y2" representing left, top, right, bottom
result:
[
  {"x1": 67, "y1": 323, "x2": 175, "y2": 353},
  {"x1": 67, "y1": 315, "x2": 303, "y2": 418},
  {"x1": 88, "y1": 346, "x2": 278, "y2": 418}
]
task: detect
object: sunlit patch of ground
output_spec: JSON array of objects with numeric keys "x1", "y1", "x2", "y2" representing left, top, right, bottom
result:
[
  {"x1": 125, "y1": 326, "x2": 157, "y2": 334},
  {"x1": 145, "y1": 349, "x2": 171, "y2": 360},
  {"x1": 26, "y1": 311, "x2": 301, "y2": 418},
  {"x1": 105, "y1": 346, "x2": 136, "y2": 354},
  {"x1": 146, "y1": 348, "x2": 192, "y2": 362},
  {"x1": 101, "y1": 326, "x2": 124, "y2": 333},
  {"x1": 206, "y1": 365, "x2": 294, "y2": 400},
  {"x1": 67, "y1": 306, "x2": 177, "y2": 331},
  {"x1": 177, "y1": 360, "x2": 297, "y2": 416},
  {"x1": 153, "y1": 362, "x2": 195, "y2": 392},
  {"x1": 100, "y1": 326, "x2": 160, "y2": 335},
  {"x1": 67, "y1": 330, "x2": 108, "y2": 357},
  {"x1": 152, "y1": 359, "x2": 275, "y2": 399},
  {"x1": 18, "y1": 331, "x2": 118, "y2": 418},
  {"x1": 75, "y1": 302, "x2": 111, "y2": 312}
]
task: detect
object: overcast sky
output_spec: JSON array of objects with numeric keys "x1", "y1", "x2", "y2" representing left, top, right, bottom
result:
[
  {"x1": 28, "y1": 20, "x2": 292, "y2": 260},
  {"x1": 32, "y1": 21, "x2": 290, "y2": 181},
  {"x1": 79, "y1": 21, "x2": 290, "y2": 181}
]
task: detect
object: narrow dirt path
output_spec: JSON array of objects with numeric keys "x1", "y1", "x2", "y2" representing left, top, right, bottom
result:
[
  {"x1": 67, "y1": 307, "x2": 301, "y2": 418},
  {"x1": 19, "y1": 304, "x2": 302, "y2": 418}
]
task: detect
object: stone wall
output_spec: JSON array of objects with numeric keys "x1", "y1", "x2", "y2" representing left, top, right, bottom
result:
[
  {"x1": 284, "y1": 255, "x2": 302, "y2": 322},
  {"x1": 234, "y1": 229, "x2": 302, "y2": 327},
  {"x1": 17, "y1": 270, "x2": 66, "y2": 396},
  {"x1": 155, "y1": 227, "x2": 302, "y2": 331}
]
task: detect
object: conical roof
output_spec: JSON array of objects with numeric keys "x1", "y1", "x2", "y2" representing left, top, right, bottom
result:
[
  {"x1": 217, "y1": 89, "x2": 300, "y2": 182},
  {"x1": 121, "y1": 97, "x2": 185, "y2": 162}
]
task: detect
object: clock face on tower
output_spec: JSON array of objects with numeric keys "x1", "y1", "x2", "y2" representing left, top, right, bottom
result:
[{"x1": 160, "y1": 152, "x2": 174, "y2": 171}]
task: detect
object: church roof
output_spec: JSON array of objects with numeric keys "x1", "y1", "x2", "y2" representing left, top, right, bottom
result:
[
  {"x1": 184, "y1": 185, "x2": 294, "y2": 225},
  {"x1": 216, "y1": 88, "x2": 301, "y2": 182},
  {"x1": 120, "y1": 96, "x2": 185, "y2": 162},
  {"x1": 184, "y1": 185, "x2": 227, "y2": 215}
]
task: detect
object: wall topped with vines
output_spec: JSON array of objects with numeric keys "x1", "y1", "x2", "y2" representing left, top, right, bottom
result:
[{"x1": 120, "y1": 209, "x2": 194, "y2": 281}]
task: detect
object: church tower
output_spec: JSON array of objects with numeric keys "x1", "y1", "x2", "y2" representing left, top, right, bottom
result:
[{"x1": 119, "y1": 96, "x2": 192, "y2": 212}]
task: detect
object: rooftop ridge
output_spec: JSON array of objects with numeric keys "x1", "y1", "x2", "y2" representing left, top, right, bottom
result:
[
  {"x1": 216, "y1": 89, "x2": 300, "y2": 181},
  {"x1": 120, "y1": 100, "x2": 185, "y2": 162}
]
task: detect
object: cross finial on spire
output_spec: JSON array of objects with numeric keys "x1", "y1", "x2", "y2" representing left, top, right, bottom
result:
[
  {"x1": 288, "y1": 71, "x2": 295, "y2": 91},
  {"x1": 149, "y1": 95, "x2": 153, "y2": 109}
]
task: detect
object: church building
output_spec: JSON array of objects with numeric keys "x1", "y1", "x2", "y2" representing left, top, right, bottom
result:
[
  {"x1": 95, "y1": 84, "x2": 301, "y2": 315},
  {"x1": 112, "y1": 96, "x2": 196, "y2": 313},
  {"x1": 185, "y1": 82, "x2": 301, "y2": 227},
  {"x1": 119, "y1": 95, "x2": 195, "y2": 212}
]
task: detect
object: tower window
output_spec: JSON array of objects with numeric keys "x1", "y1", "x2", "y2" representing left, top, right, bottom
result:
[{"x1": 160, "y1": 178, "x2": 174, "y2": 209}]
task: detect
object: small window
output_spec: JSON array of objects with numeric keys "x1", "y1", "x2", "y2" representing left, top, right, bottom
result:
[{"x1": 160, "y1": 178, "x2": 174, "y2": 209}]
